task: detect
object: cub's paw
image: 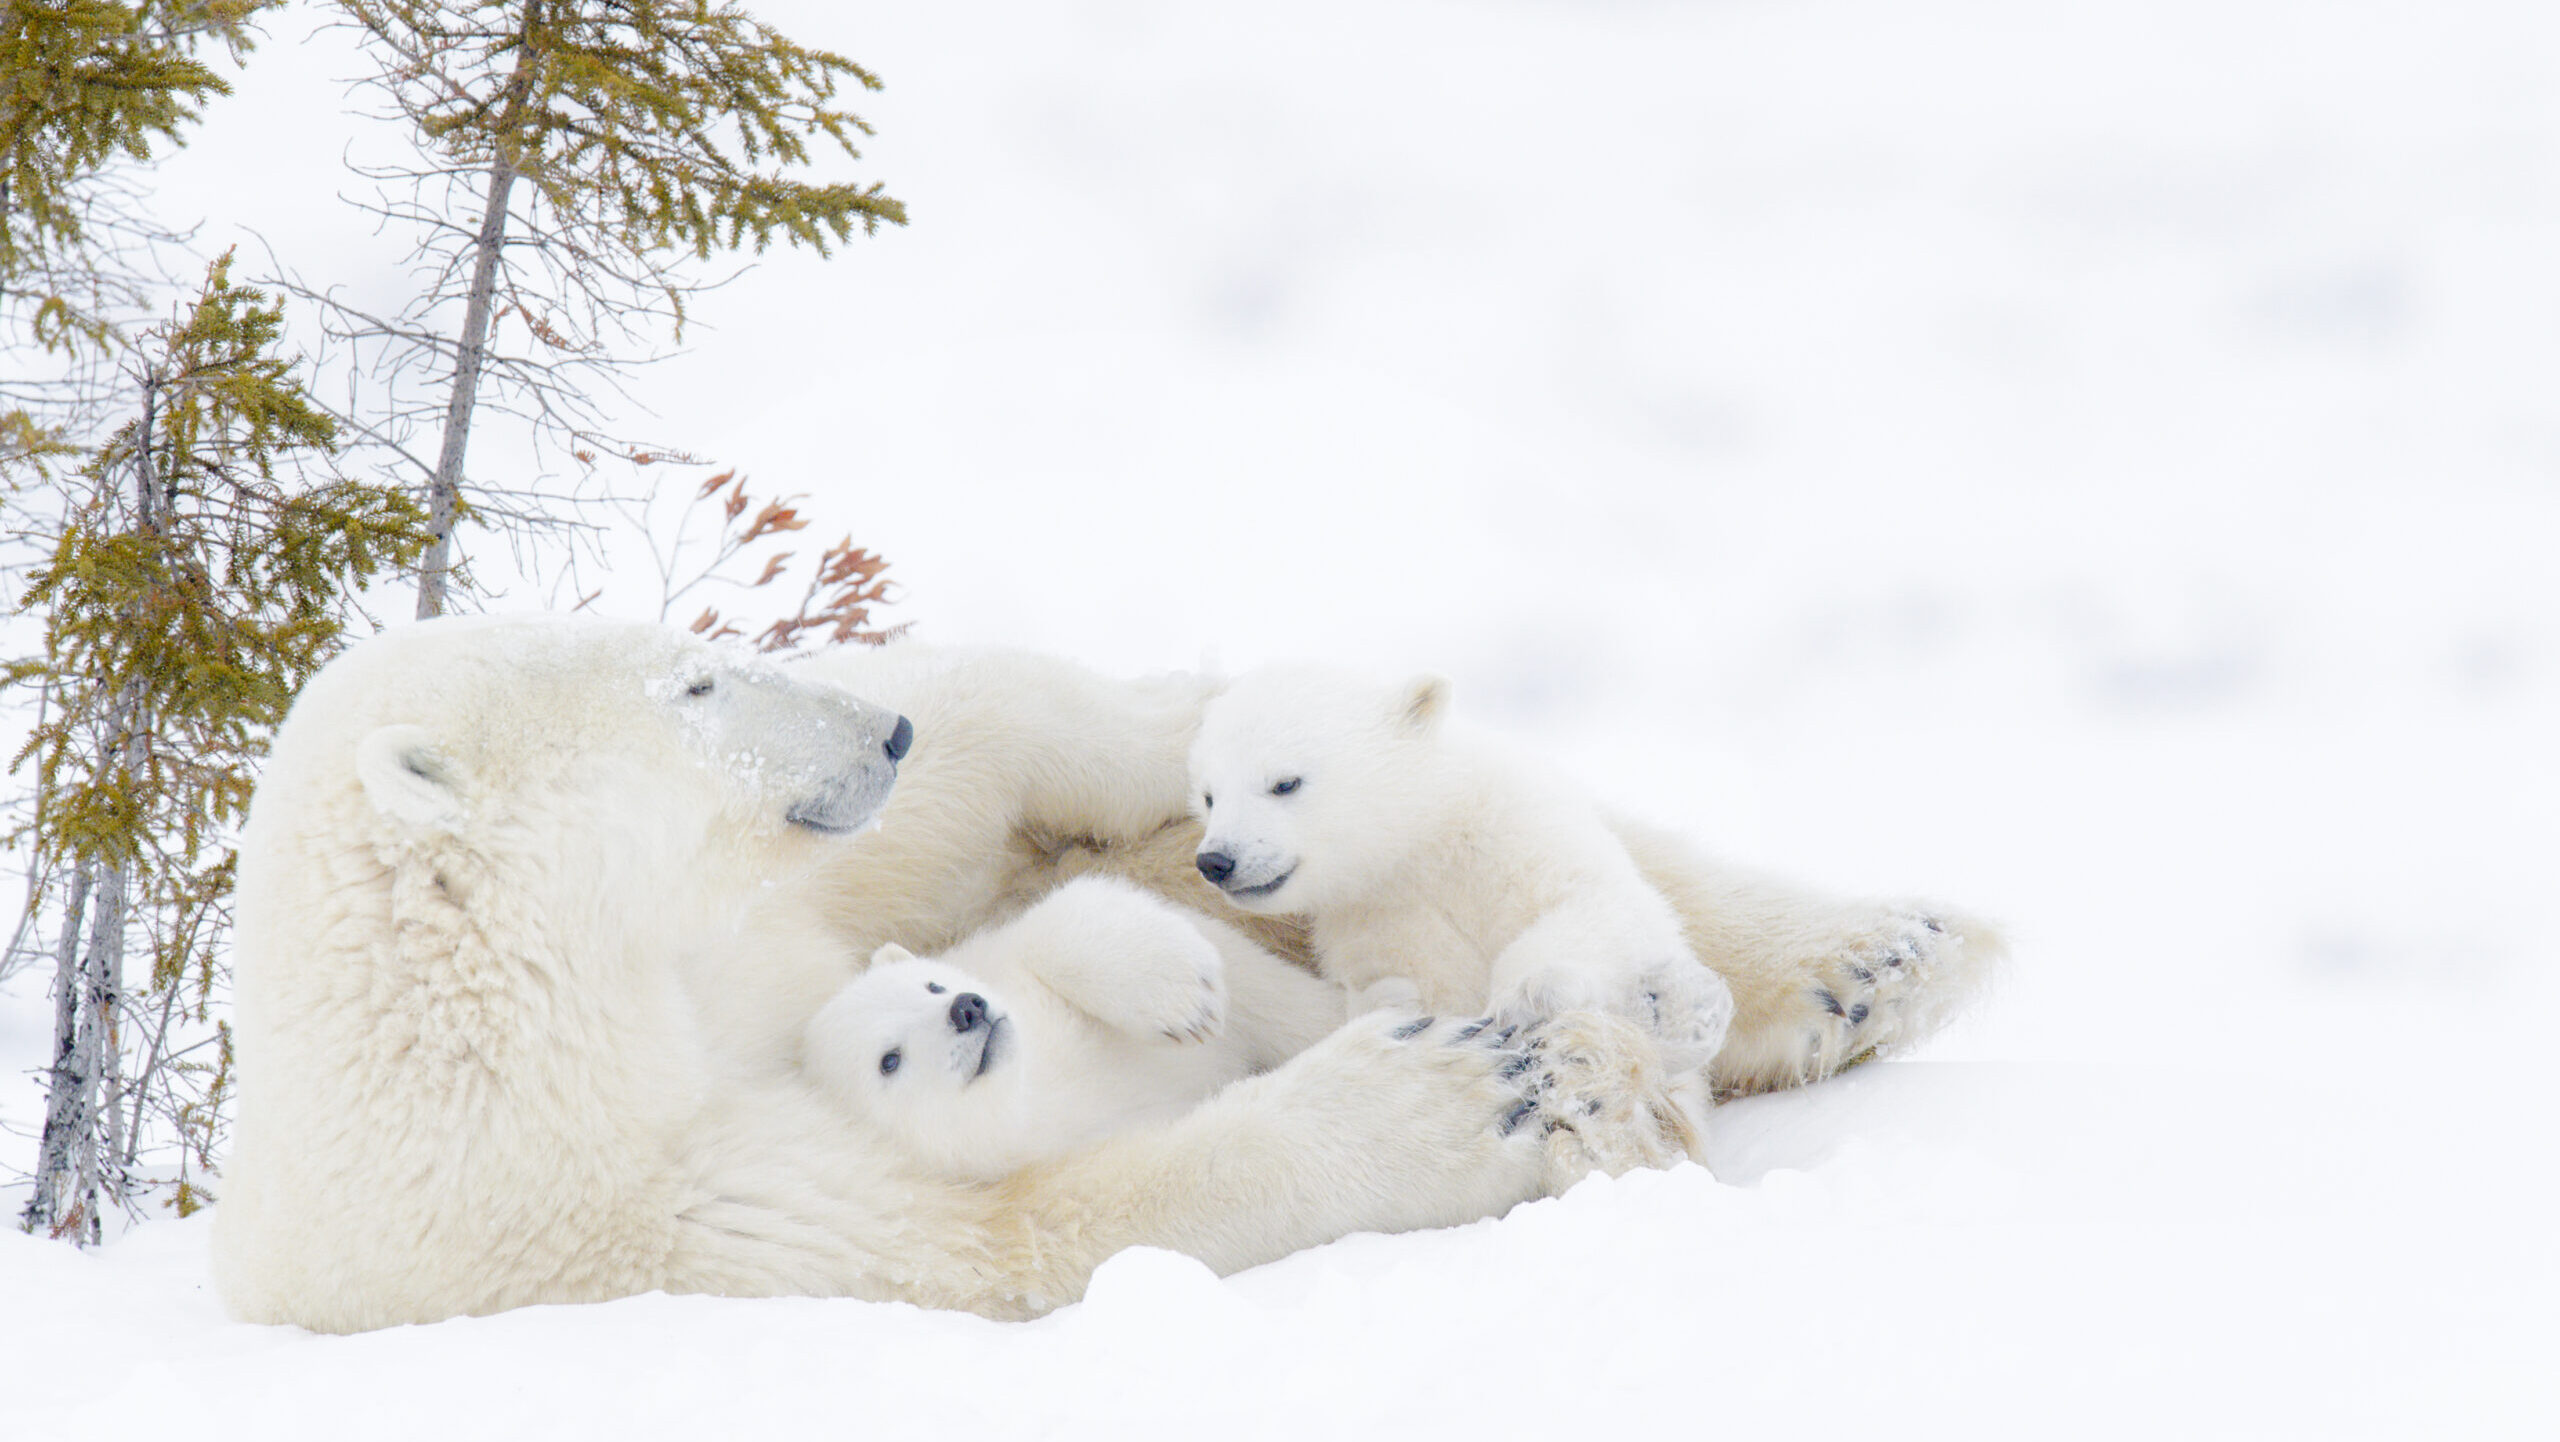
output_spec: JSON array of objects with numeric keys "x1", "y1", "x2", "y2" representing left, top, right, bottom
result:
[
  {"x1": 1522, "y1": 1010, "x2": 1702, "y2": 1194},
  {"x1": 1106, "y1": 927, "x2": 1229, "y2": 1043},
  {"x1": 1494, "y1": 956, "x2": 1734, "y2": 1077},
  {"x1": 1626, "y1": 956, "x2": 1733, "y2": 1075}
]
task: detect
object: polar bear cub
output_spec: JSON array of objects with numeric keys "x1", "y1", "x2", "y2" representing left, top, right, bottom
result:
[
  {"x1": 1189, "y1": 666, "x2": 1734, "y2": 1073},
  {"x1": 805, "y1": 876, "x2": 1345, "y2": 1182}
]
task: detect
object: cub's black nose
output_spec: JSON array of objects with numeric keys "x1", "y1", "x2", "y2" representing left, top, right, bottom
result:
[
  {"x1": 1196, "y1": 851, "x2": 1235, "y2": 885},
  {"x1": 949, "y1": 992, "x2": 988, "y2": 1033},
  {"x1": 884, "y1": 715, "x2": 914, "y2": 764}
]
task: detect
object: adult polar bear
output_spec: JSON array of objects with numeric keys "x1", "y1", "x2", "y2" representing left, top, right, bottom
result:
[{"x1": 213, "y1": 615, "x2": 1995, "y2": 1333}]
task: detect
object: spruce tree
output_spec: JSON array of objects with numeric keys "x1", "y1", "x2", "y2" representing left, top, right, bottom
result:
[
  {"x1": 307, "y1": 0, "x2": 905, "y2": 617},
  {"x1": 2, "y1": 1, "x2": 273, "y2": 450},
  {"x1": 11, "y1": 251, "x2": 430, "y2": 1238}
]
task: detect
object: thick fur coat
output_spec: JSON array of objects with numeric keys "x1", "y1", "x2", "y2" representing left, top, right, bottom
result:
[{"x1": 212, "y1": 617, "x2": 1995, "y2": 1332}]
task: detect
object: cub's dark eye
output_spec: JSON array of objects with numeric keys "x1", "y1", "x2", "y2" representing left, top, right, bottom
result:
[
  {"x1": 926, "y1": 982, "x2": 946, "y2": 995},
  {"x1": 879, "y1": 1050, "x2": 901, "y2": 1075},
  {"x1": 1201, "y1": 792, "x2": 1215, "y2": 810},
  {"x1": 1271, "y1": 776, "x2": 1302, "y2": 796},
  {"x1": 685, "y1": 677, "x2": 716, "y2": 698}
]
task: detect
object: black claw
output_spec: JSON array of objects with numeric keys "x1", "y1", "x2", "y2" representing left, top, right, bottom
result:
[
  {"x1": 1816, "y1": 989, "x2": 1846, "y2": 1017},
  {"x1": 1923, "y1": 917, "x2": 1945, "y2": 933},
  {"x1": 1848, "y1": 1003, "x2": 1870, "y2": 1025},
  {"x1": 1449, "y1": 1020, "x2": 1487, "y2": 1044},
  {"x1": 1583, "y1": 1098, "x2": 1603, "y2": 1117},
  {"x1": 1490, "y1": 1024, "x2": 1520, "y2": 1046},
  {"x1": 1498, "y1": 1051, "x2": 1538, "y2": 1080},
  {"x1": 1500, "y1": 1100, "x2": 1537, "y2": 1135},
  {"x1": 1389, "y1": 1016, "x2": 1435, "y2": 1040},
  {"x1": 1884, "y1": 954, "x2": 1905, "y2": 968},
  {"x1": 1850, "y1": 965, "x2": 1875, "y2": 984}
]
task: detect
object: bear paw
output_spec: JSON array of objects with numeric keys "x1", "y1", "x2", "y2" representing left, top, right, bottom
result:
[
  {"x1": 1249, "y1": 1010, "x2": 1549, "y2": 1212},
  {"x1": 1637, "y1": 957, "x2": 1736, "y2": 1075},
  {"x1": 1493, "y1": 955, "x2": 1734, "y2": 1078},
  {"x1": 1522, "y1": 1010, "x2": 1702, "y2": 1193},
  {"x1": 1792, "y1": 907, "x2": 1961, "y2": 1079},
  {"x1": 1109, "y1": 928, "x2": 1230, "y2": 1044},
  {"x1": 1370, "y1": 1010, "x2": 1548, "y2": 1141}
]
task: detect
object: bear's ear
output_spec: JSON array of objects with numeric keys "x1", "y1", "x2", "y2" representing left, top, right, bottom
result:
[
  {"x1": 866, "y1": 943, "x2": 918, "y2": 971},
  {"x1": 1395, "y1": 674, "x2": 1451, "y2": 737},
  {"x1": 357, "y1": 724, "x2": 465, "y2": 832}
]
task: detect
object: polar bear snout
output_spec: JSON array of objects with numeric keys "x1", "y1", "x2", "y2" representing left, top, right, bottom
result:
[
  {"x1": 944, "y1": 992, "x2": 1007, "y2": 1080},
  {"x1": 783, "y1": 709, "x2": 908, "y2": 834},
  {"x1": 735, "y1": 687, "x2": 905, "y2": 835},
  {"x1": 1195, "y1": 847, "x2": 1296, "y2": 905}
]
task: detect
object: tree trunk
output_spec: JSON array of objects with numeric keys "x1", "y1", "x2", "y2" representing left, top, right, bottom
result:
[
  {"x1": 413, "y1": 158, "x2": 517, "y2": 619},
  {"x1": 19, "y1": 370, "x2": 164, "y2": 1240},
  {"x1": 21, "y1": 864, "x2": 94, "y2": 1238},
  {"x1": 21, "y1": 851, "x2": 132, "y2": 1244},
  {"x1": 415, "y1": 0, "x2": 545, "y2": 619}
]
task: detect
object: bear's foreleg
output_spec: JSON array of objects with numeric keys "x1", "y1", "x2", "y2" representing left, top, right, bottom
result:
[{"x1": 967, "y1": 1010, "x2": 1546, "y2": 1314}]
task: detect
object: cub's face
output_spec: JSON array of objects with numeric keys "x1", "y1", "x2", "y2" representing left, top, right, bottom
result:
[
  {"x1": 1188, "y1": 666, "x2": 1452, "y2": 915},
  {"x1": 811, "y1": 950, "x2": 1018, "y2": 1123}
]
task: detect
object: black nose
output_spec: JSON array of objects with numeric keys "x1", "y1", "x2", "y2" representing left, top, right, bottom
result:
[
  {"x1": 1196, "y1": 851, "x2": 1235, "y2": 885},
  {"x1": 884, "y1": 715, "x2": 914, "y2": 764},
  {"x1": 948, "y1": 992, "x2": 988, "y2": 1033}
]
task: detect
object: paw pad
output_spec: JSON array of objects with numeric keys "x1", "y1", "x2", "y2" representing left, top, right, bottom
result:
[{"x1": 1785, "y1": 908, "x2": 1961, "y2": 1082}]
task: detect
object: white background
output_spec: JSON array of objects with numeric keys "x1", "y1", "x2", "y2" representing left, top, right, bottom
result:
[{"x1": 5, "y1": 1, "x2": 2555, "y2": 1436}]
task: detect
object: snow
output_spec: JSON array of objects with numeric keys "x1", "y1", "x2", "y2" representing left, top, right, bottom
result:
[
  {"x1": 8, "y1": 1061, "x2": 2547, "y2": 1438},
  {"x1": 6, "y1": 0, "x2": 2558, "y2": 1436}
]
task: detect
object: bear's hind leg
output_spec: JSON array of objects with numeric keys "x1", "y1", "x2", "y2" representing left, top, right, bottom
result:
[
  {"x1": 1610, "y1": 817, "x2": 2004, "y2": 1098},
  {"x1": 1707, "y1": 904, "x2": 1998, "y2": 1097}
]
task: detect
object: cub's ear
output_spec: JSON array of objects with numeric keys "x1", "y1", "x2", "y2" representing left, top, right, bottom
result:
[
  {"x1": 356, "y1": 724, "x2": 465, "y2": 832},
  {"x1": 1395, "y1": 673, "x2": 1452, "y2": 737},
  {"x1": 866, "y1": 943, "x2": 919, "y2": 971}
]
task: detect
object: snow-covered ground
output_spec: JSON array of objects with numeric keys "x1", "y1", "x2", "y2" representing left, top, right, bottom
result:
[{"x1": 5, "y1": 0, "x2": 2555, "y2": 1436}]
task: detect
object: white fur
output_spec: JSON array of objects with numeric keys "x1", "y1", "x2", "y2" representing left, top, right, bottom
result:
[
  {"x1": 1191, "y1": 666, "x2": 1738, "y2": 1073},
  {"x1": 806, "y1": 878, "x2": 1346, "y2": 1182},
  {"x1": 214, "y1": 619, "x2": 1992, "y2": 1332},
  {"x1": 216, "y1": 619, "x2": 1667, "y2": 1333}
]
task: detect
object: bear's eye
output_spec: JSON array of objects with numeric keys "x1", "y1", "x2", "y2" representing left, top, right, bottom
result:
[
  {"x1": 684, "y1": 677, "x2": 716, "y2": 698},
  {"x1": 879, "y1": 1050, "x2": 902, "y2": 1076},
  {"x1": 925, "y1": 982, "x2": 946, "y2": 995},
  {"x1": 1271, "y1": 776, "x2": 1302, "y2": 796},
  {"x1": 1201, "y1": 792, "x2": 1214, "y2": 811}
]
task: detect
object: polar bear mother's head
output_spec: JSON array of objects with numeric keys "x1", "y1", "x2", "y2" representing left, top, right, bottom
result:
[
  {"x1": 264, "y1": 614, "x2": 911, "y2": 927},
  {"x1": 219, "y1": 614, "x2": 912, "y2": 1329}
]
